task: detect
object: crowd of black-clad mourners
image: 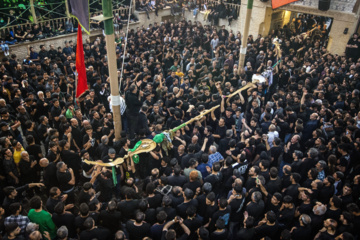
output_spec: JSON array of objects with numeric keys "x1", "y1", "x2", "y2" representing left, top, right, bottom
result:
[{"x1": 0, "y1": 10, "x2": 360, "y2": 240}]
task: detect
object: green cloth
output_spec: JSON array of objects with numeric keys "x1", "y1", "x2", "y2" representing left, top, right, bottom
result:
[
  {"x1": 28, "y1": 209, "x2": 57, "y2": 239},
  {"x1": 65, "y1": 109, "x2": 73, "y2": 119},
  {"x1": 129, "y1": 140, "x2": 142, "y2": 152},
  {"x1": 111, "y1": 166, "x2": 118, "y2": 185},
  {"x1": 129, "y1": 140, "x2": 142, "y2": 163},
  {"x1": 153, "y1": 133, "x2": 164, "y2": 143},
  {"x1": 109, "y1": 159, "x2": 118, "y2": 186},
  {"x1": 132, "y1": 154, "x2": 139, "y2": 164}
]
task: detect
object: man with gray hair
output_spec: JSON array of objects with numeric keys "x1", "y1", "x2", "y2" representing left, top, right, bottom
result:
[
  {"x1": 310, "y1": 202, "x2": 327, "y2": 232},
  {"x1": 115, "y1": 230, "x2": 127, "y2": 240},
  {"x1": 96, "y1": 135, "x2": 109, "y2": 159},
  {"x1": 208, "y1": 145, "x2": 224, "y2": 168},
  {"x1": 57, "y1": 226, "x2": 69, "y2": 240},
  {"x1": 26, "y1": 222, "x2": 39, "y2": 235},
  {"x1": 18, "y1": 150, "x2": 37, "y2": 184},
  {"x1": 219, "y1": 129, "x2": 233, "y2": 156},
  {"x1": 316, "y1": 160, "x2": 327, "y2": 181},
  {"x1": 245, "y1": 191, "x2": 265, "y2": 221},
  {"x1": 299, "y1": 147, "x2": 319, "y2": 178}
]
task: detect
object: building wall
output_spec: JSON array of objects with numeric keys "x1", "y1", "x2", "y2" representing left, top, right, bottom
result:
[
  {"x1": 240, "y1": 0, "x2": 359, "y2": 55},
  {"x1": 8, "y1": 31, "x2": 97, "y2": 60},
  {"x1": 8, "y1": 1, "x2": 360, "y2": 59}
]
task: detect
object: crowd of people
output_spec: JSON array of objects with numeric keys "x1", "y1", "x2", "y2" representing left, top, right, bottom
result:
[
  {"x1": 0, "y1": 2, "x2": 138, "y2": 56},
  {"x1": 0, "y1": 9, "x2": 359, "y2": 240},
  {"x1": 135, "y1": 0, "x2": 239, "y2": 25}
]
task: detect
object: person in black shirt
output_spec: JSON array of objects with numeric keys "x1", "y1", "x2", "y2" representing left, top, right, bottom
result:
[
  {"x1": 52, "y1": 202, "x2": 76, "y2": 238},
  {"x1": 297, "y1": 190, "x2": 314, "y2": 216},
  {"x1": 74, "y1": 203, "x2": 99, "y2": 233},
  {"x1": 255, "y1": 211, "x2": 279, "y2": 239},
  {"x1": 167, "y1": 165, "x2": 187, "y2": 187},
  {"x1": 278, "y1": 195, "x2": 296, "y2": 229},
  {"x1": 46, "y1": 141, "x2": 60, "y2": 163},
  {"x1": 208, "y1": 198, "x2": 231, "y2": 233},
  {"x1": 126, "y1": 212, "x2": 151, "y2": 240},
  {"x1": 290, "y1": 214, "x2": 312, "y2": 240},
  {"x1": 265, "y1": 167, "x2": 282, "y2": 195},
  {"x1": 156, "y1": 196, "x2": 177, "y2": 222},
  {"x1": 318, "y1": 176, "x2": 335, "y2": 204},
  {"x1": 2, "y1": 183, "x2": 43, "y2": 214},
  {"x1": 236, "y1": 215, "x2": 256, "y2": 240},
  {"x1": 245, "y1": 191, "x2": 265, "y2": 222},
  {"x1": 39, "y1": 158, "x2": 58, "y2": 191},
  {"x1": 46, "y1": 187, "x2": 70, "y2": 214},
  {"x1": 125, "y1": 84, "x2": 144, "y2": 140},
  {"x1": 59, "y1": 140, "x2": 81, "y2": 179},
  {"x1": 51, "y1": 99, "x2": 65, "y2": 129},
  {"x1": 56, "y1": 162, "x2": 75, "y2": 202},
  {"x1": 83, "y1": 126, "x2": 99, "y2": 159},
  {"x1": 176, "y1": 188, "x2": 199, "y2": 219},
  {"x1": 79, "y1": 217, "x2": 110, "y2": 240},
  {"x1": 211, "y1": 112, "x2": 227, "y2": 144},
  {"x1": 210, "y1": 218, "x2": 228, "y2": 240},
  {"x1": 117, "y1": 188, "x2": 139, "y2": 222},
  {"x1": 284, "y1": 173, "x2": 301, "y2": 201},
  {"x1": 98, "y1": 200, "x2": 122, "y2": 236},
  {"x1": 227, "y1": 185, "x2": 245, "y2": 237},
  {"x1": 146, "y1": 182, "x2": 163, "y2": 209},
  {"x1": 161, "y1": 216, "x2": 191, "y2": 240},
  {"x1": 37, "y1": 116, "x2": 49, "y2": 143},
  {"x1": 18, "y1": 151, "x2": 37, "y2": 184},
  {"x1": 2, "y1": 148, "x2": 20, "y2": 186},
  {"x1": 25, "y1": 135, "x2": 43, "y2": 161}
]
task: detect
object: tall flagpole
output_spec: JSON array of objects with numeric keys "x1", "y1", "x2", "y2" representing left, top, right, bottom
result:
[
  {"x1": 238, "y1": 0, "x2": 254, "y2": 75},
  {"x1": 102, "y1": 0, "x2": 122, "y2": 141},
  {"x1": 119, "y1": 0, "x2": 133, "y2": 93}
]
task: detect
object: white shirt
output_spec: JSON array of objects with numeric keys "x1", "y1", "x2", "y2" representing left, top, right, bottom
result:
[{"x1": 267, "y1": 131, "x2": 279, "y2": 148}]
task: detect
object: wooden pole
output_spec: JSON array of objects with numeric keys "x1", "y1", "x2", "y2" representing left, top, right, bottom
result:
[
  {"x1": 103, "y1": 0, "x2": 122, "y2": 141},
  {"x1": 30, "y1": 0, "x2": 38, "y2": 24},
  {"x1": 238, "y1": 0, "x2": 253, "y2": 74},
  {"x1": 65, "y1": 0, "x2": 71, "y2": 18}
]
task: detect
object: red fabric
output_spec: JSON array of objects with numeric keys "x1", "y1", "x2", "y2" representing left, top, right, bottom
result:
[
  {"x1": 272, "y1": 0, "x2": 299, "y2": 9},
  {"x1": 76, "y1": 24, "x2": 88, "y2": 98}
]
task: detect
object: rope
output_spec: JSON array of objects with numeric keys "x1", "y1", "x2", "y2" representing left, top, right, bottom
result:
[
  {"x1": 0, "y1": 2, "x2": 63, "y2": 10},
  {"x1": 119, "y1": 0, "x2": 133, "y2": 94},
  {"x1": 34, "y1": 2, "x2": 68, "y2": 19},
  {"x1": 0, "y1": 10, "x2": 31, "y2": 23}
]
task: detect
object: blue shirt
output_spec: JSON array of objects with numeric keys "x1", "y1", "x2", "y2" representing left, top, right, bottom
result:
[
  {"x1": 197, "y1": 163, "x2": 210, "y2": 179},
  {"x1": 30, "y1": 51, "x2": 39, "y2": 60},
  {"x1": 208, "y1": 152, "x2": 224, "y2": 168}
]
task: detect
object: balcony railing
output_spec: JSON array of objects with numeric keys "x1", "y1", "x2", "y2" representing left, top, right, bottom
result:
[
  {"x1": 207, "y1": 0, "x2": 241, "y2": 15},
  {"x1": 0, "y1": 6, "x2": 130, "y2": 38}
]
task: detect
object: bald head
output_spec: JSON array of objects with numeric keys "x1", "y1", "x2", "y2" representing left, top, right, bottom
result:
[
  {"x1": 70, "y1": 118, "x2": 78, "y2": 126},
  {"x1": 234, "y1": 178, "x2": 243, "y2": 186},
  {"x1": 29, "y1": 231, "x2": 42, "y2": 240},
  {"x1": 83, "y1": 120, "x2": 90, "y2": 126},
  {"x1": 39, "y1": 158, "x2": 49, "y2": 167}
]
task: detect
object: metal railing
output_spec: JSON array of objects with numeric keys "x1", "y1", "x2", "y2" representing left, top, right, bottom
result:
[
  {"x1": 207, "y1": 0, "x2": 241, "y2": 12},
  {"x1": 0, "y1": 6, "x2": 130, "y2": 38}
]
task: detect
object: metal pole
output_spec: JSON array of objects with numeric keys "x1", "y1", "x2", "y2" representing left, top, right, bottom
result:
[
  {"x1": 103, "y1": 0, "x2": 122, "y2": 141},
  {"x1": 238, "y1": 0, "x2": 253, "y2": 74},
  {"x1": 30, "y1": 0, "x2": 38, "y2": 24},
  {"x1": 119, "y1": 0, "x2": 133, "y2": 93}
]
